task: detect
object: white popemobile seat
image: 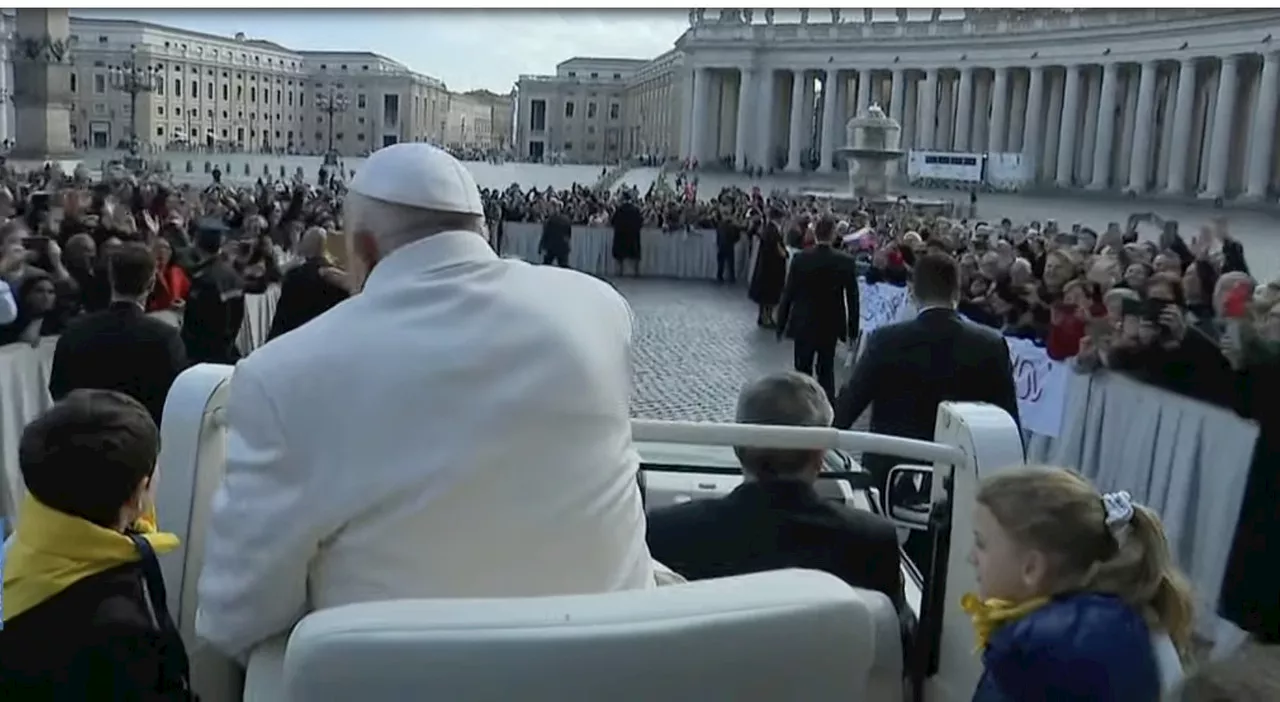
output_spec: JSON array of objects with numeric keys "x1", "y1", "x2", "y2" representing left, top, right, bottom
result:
[
  {"x1": 157, "y1": 363, "x2": 1025, "y2": 702},
  {"x1": 282, "y1": 569, "x2": 895, "y2": 702}
]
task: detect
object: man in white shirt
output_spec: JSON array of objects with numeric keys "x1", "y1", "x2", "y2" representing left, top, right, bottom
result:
[{"x1": 196, "y1": 143, "x2": 654, "y2": 660}]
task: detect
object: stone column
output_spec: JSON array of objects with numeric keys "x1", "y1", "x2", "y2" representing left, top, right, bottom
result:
[
  {"x1": 1007, "y1": 71, "x2": 1028, "y2": 152},
  {"x1": 735, "y1": 66, "x2": 756, "y2": 172},
  {"x1": 10, "y1": 8, "x2": 75, "y2": 161},
  {"x1": 988, "y1": 67, "x2": 1010, "y2": 152},
  {"x1": 1164, "y1": 58, "x2": 1198, "y2": 196},
  {"x1": 1127, "y1": 60, "x2": 1160, "y2": 193},
  {"x1": 1116, "y1": 68, "x2": 1140, "y2": 186},
  {"x1": 971, "y1": 72, "x2": 991, "y2": 151},
  {"x1": 1088, "y1": 62, "x2": 1120, "y2": 190},
  {"x1": 937, "y1": 73, "x2": 955, "y2": 149},
  {"x1": 889, "y1": 68, "x2": 907, "y2": 128},
  {"x1": 1203, "y1": 55, "x2": 1240, "y2": 200},
  {"x1": 1079, "y1": 68, "x2": 1100, "y2": 181},
  {"x1": 856, "y1": 68, "x2": 873, "y2": 114},
  {"x1": 1042, "y1": 71, "x2": 1064, "y2": 181},
  {"x1": 916, "y1": 67, "x2": 937, "y2": 150},
  {"x1": 689, "y1": 67, "x2": 711, "y2": 162},
  {"x1": 786, "y1": 69, "x2": 807, "y2": 172},
  {"x1": 1022, "y1": 66, "x2": 1046, "y2": 177},
  {"x1": 1155, "y1": 71, "x2": 1178, "y2": 190},
  {"x1": 1055, "y1": 64, "x2": 1083, "y2": 187},
  {"x1": 755, "y1": 68, "x2": 776, "y2": 170},
  {"x1": 1244, "y1": 52, "x2": 1280, "y2": 200},
  {"x1": 954, "y1": 66, "x2": 974, "y2": 152},
  {"x1": 818, "y1": 68, "x2": 839, "y2": 173}
]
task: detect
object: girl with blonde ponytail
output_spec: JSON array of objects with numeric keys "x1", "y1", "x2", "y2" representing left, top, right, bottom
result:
[{"x1": 963, "y1": 467, "x2": 1193, "y2": 701}]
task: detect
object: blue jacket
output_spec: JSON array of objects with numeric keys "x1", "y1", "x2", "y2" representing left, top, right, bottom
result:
[{"x1": 972, "y1": 593, "x2": 1162, "y2": 702}]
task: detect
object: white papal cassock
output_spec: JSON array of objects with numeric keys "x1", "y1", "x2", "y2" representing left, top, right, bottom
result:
[{"x1": 195, "y1": 146, "x2": 654, "y2": 660}]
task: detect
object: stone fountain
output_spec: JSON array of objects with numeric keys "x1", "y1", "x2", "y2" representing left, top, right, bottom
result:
[
  {"x1": 838, "y1": 104, "x2": 903, "y2": 202},
  {"x1": 803, "y1": 104, "x2": 952, "y2": 216}
]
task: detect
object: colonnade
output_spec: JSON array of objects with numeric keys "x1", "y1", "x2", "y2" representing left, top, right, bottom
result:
[{"x1": 681, "y1": 51, "x2": 1280, "y2": 200}]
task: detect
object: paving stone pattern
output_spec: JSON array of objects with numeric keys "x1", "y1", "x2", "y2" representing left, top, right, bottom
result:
[{"x1": 617, "y1": 278, "x2": 858, "y2": 424}]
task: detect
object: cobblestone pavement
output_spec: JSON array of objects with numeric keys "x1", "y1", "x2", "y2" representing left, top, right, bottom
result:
[{"x1": 618, "y1": 277, "x2": 857, "y2": 423}]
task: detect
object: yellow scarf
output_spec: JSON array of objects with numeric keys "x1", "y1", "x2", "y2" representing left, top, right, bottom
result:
[
  {"x1": 960, "y1": 592, "x2": 1051, "y2": 652},
  {"x1": 3, "y1": 494, "x2": 179, "y2": 621}
]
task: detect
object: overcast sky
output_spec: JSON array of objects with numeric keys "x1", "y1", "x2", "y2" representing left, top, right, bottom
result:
[{"x1": 71, "y1": 10, "x2": 960, "y2": 94}]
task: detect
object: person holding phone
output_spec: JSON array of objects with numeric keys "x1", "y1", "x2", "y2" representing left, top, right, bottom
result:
[{"x1": 1106, "y1": 274, "x2": 1236, "y2": 408}]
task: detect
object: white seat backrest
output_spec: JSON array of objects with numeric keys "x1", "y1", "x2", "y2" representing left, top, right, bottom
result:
[
  {"x1": 283, "y1": 569, "x2": 903, "y2": 702},
  {"x1": 155, "y1": 363, "x2": 242, "y2": 701}
]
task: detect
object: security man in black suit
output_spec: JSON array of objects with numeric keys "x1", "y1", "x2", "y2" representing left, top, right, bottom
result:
[
  {"x1": 776, "y1": 215, "x2": 860, "y2": 403},
  {"x1": 538, "y1": 201, "x2": 572, "y2": 268},
  {"x1": 647, "y1": 371, "x2": 904, "y2": 611},
  {"x1": 835, "y1": 252, "x2": 1020, "y2": 572},
  {"x1": 48, "y1": 243, "x2": 189, "y2": 427},
  {"x1": 834, "y1": 251, "x2": 1021, "y2": 500},
  {"x1": 182, "y1": 219, "x2": 246, "y2": 364}
]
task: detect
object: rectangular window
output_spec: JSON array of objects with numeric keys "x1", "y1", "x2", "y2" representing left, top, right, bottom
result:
[
  {"x1": 357, "y1": 94, "x2": 367, "y2": 109},
  {"x1": 587, "y1": 102, "x2": 597, "y2": 119},
  {"x1": 222, "y1": 84, "x2": 229, "y2": 100},
  {"x1": 609, "y1": 103, "x2": 620, "y2": 120},
  {"x1": 564, "y1": 101, "x2": 574, "y2": 118},
  {"x1": 93, "y1": 74, "x2": 105, "y2": 93},
  {"x1": 529, "y1": 99, "x2": 546, "y2": 131}
]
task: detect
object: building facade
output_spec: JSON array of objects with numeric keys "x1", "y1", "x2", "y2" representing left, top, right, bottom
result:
[
  {"x1": 445, "y1": 89, "x2": 515, "y2": 150},
  {"x1": 674, "y1": 8, "x2": 1280, "y2": 201},
  {"x1": 516, "y1": 57, "x2": 646, "y2": 163},
  {"x1": 622, "y1": 49, "x2": 683, "y2": 160},
  {"x1": 12, "y1": 16, "x2": 494, "y2": 157}
]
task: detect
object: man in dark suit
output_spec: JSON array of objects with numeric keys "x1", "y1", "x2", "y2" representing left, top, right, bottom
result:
[
  {"x1": 182, "y1": 220, "x2": 246, "y2": 365},
  {"x1": 776, "y1": 215, "x2": 860, "y2": 403},
  {"x1": 539, "y1": 201, "x2": 572, "y2": 268},
  {"x1": 834, "y1": 251, "x2": 1021, "y2": 506},
  {"x1": 49, "y1": 243, "x2": 189, "y2": 428},
  {"x1": 647, "y1": 371, "x2": 904, "y2": 610}
]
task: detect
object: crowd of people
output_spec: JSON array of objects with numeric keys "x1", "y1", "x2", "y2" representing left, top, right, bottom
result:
[
  {"x1": 0, "y1": 144, "x2": 1276, "y2": 700},
  {"x1": 0, "y1": 162, "x2": 354, "y2": 357}
]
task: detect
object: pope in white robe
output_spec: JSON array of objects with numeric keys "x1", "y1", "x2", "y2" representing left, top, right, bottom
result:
[{"x1": 196, "y1": 143, "x2": 654, "y2": 660}]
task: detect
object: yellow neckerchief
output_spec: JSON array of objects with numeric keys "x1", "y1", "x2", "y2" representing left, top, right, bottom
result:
[
  {"x1": 3, "y1": 493, "x2": 179, "y2": 622},
  {"x1": 960, "y1": 592, "x2": 1052, "y2": 652}
]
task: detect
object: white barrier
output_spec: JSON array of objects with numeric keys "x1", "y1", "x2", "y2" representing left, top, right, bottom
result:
[
  {"x1": 501, "y1": 222, "x2": 740, "y2": 280},
  {"x1": 0, "y1": 287, "x2": 280, "y2": 520}
]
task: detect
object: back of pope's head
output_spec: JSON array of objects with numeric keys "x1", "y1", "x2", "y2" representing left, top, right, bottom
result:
[{"x1": 344, "y1": 143, "x2": 487, "y2": 282}]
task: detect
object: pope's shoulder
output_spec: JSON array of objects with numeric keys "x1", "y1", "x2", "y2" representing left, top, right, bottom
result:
[{"x1": 237, "y1": 257, "x2": 630, "y2": 382}]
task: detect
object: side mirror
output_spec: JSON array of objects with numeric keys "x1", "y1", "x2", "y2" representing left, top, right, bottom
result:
[{"x1": 887, "y1": 465, "x2": 933, "y2": 532}]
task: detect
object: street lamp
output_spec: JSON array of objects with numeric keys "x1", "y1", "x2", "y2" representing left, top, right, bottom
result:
[
  {"x1": 315, "y1": 86, "x2": 348, "y2": 156},
  {"x1": 108, "y1": 47, "x2": 161, "y2": 154}
]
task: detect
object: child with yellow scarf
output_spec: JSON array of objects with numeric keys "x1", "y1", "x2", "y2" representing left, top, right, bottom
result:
[
  {"x1": 963, "y1": 467, "x2": 1191, "y2": 701},
  {"x1": 0, "y1": 390, "x2": 192, "y2": 701}
]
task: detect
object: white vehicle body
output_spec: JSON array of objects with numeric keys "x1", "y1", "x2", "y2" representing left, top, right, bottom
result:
[{"x1": 151, "y1": 364, "x2": 1025, "y2": 702}]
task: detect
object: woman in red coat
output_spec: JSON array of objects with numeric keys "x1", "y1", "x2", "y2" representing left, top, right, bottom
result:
[{"x1": 147, "y1": 237, "x2": 190, "y2": 313}]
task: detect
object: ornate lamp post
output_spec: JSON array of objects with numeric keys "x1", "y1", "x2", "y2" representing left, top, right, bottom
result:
[
  {"x1": 107, "y1": 47, "x2": 160, "y2": 155},
  {"x1": 315, "y1": 86, "x2": 348, "y2": 157}
]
